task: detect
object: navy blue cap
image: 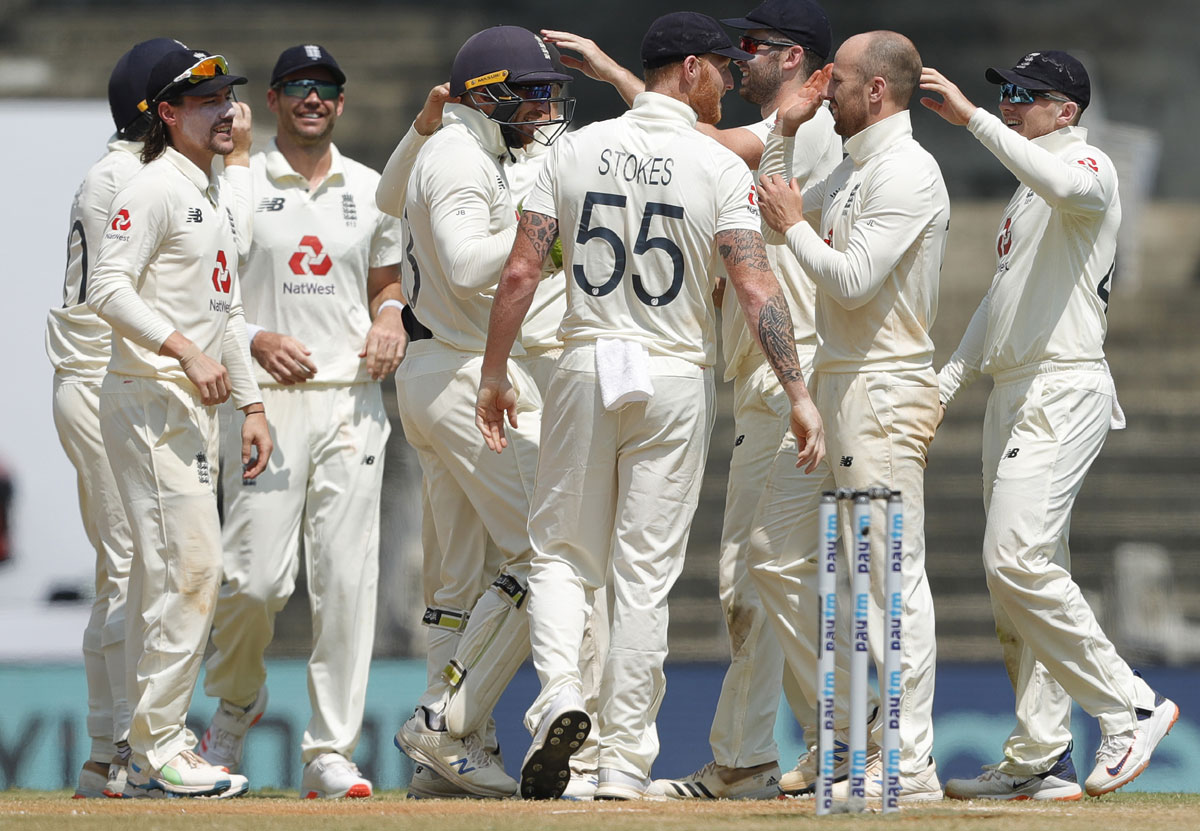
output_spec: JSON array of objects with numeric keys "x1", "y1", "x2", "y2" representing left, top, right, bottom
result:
[
  {"x1": 641, "y1": 11, "x2": 754, "y2": 68},
  {"x1": 986, "y1": 50, "x2": 1090, "y2": 109},
  {"x1": 145, "y1": 47, "x2": 247, "y2": 106},
  {"x1": 450, "y1": 26, "x2": 572, "y2": 98},
  {"x1": 270, "y1": 43, "x2": 346, "y2": 87},
  {"x1": 721, "y1": 0, "x2": 833, "y2": 60},
  {"x1": 108, "y1": 38, "x2": 187, "y2": 137}
]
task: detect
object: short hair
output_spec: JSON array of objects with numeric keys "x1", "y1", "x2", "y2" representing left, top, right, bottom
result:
[
  {"x1": 643, "y1": 59, "x2": 682, "y2": 88},
  {"x1": 798, "y1": 46, "x2": 826, "y2": 80},
  {"x1": 858, "y1": 31, "x2": 921, "y2": 107}
]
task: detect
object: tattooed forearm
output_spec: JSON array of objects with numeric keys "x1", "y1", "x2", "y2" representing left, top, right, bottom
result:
[
  {"x1": 716, "y1": 229, "x2": 770, "y2": 271},
  {"x1": 518, "y1": 210, "x2": 560, "y2": 264},
  {"x1": 757, "y1": 292, "x2": 805, "y2": 384}
]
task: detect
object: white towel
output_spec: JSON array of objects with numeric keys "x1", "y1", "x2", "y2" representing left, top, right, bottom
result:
[
  {"x1": 1104, "y1": 360, "x2": 1127, "y2": 430},
  {"x1": 596, "y1": 338, "x2": 654, "y2": 410}
]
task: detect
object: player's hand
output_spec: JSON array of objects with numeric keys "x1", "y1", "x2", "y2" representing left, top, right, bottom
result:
[
  {"x1": 936, "y1": 402, "x2": 947, "y2": 430},
  {"x1": 239, "y1": 409, "x2": 272, "y2": 480},
  {"x1": 757, "y1": 174, "x2": 805, "y2": 236},
  {"x1": 541, "y1": 30, "x2": 622, "y2": 84},
  {"x1": 178, "y1": 344, "x2": 231, "y2": 405},
  {"x1": 777, "y1": 64, "x2": 831, "y2": 136},
  {"x1": 251, "y1": 330, "x2": 317, "y2": 385},
  {"x1": 360, "y1": 305, "x2": 407, "y2": 379},
  {"x1": 227, "y1": 101, "x2": 253, "y2": 165},
  {"x1": 789, "y1": 397, "x2": 826, "y2": 473},
  {"x1": 919, "y1": 67, "x2": 976, "y2": 126},
  {"x1": 476, "y1": 374, "x2": 518, "y2": 453},
  {"x1": 415, "y1": 83, "x2": 457, "y2": 136}
]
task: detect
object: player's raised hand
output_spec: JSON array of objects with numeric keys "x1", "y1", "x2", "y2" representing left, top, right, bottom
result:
[
  {"x1": 476, "y1": 375, "x2": 518, "y2": 453},
  {"x1": 777, "y1": 64, "x2": 831, "y2": 136},
  {"x1": 227, "y1": 101, "x2": 253, "y2": 166},
  {"x1": 239, "y1": 408, "x2": 273, "y2": 480},
  {"x1": 757, "y1": 174, "x2": 805, "y2": 236},
  {"x1": 360, "y1": 306, "x2": 407, "y2": 379},
  {"x1": 789, "y1": 396, "x2": 826, "y2": 473},
  {"x1": 541, "y1": 30, "x2": 615, "y2": 81},
  {"x1": 415, "y1": 83, "x2": 457, "y2": 137},
  {"x1": 919, "y1": 67, "x2": 976, "y2": 126},
  {"x1": 251, "y1": 330, "x2": 318, "y2": 385}
]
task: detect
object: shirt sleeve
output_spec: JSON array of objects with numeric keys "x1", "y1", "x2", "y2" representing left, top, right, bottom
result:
[
  {"x1": 221, "y1": 276, "x2": 262, "y2": 409},
  {"x1": 221, "y1": 164, "x2": 254, "y2": 262},
  {"x1": 370, "y1": 210, "x2": 405, "y2": 268},
  {"x1": 522, "y1": 142, "x2": 558, "y2": 220},
  {"x1": 937, "y1": 292, "x2": 989, "y2": 405},
  {"x1": 375, "y1": 123, "x2": 432, "y2": 218},
  {"x1": 968, "y1": 108, "x2": 1115, "y2": 215},
  {"x1": 784, "y1": 158, "x2": 939, "y2": 310},
  {"x1": 86, "y1": 177, "x2": 177, "y2": 351},
  {"x1": 715, "y1": 157, "x2": 762, "y2": 233},
  {"x1": 426, "y1": 152, "x2": 517, "y2": 299}
]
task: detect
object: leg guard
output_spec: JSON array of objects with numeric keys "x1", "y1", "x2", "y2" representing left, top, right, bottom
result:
[
  {"x1": 443, "y1": 573, "x2": 531, "y2": 738},
  {"x1": 419, "y1": 608, "x2": 468, "y2": 710}
]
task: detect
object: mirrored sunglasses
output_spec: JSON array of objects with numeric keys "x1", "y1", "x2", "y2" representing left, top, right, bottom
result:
[
  {"x1": 739, "y1": 35, "x2": 797, "y2": 55},
  {"x1": 172, "y1": 55, "x2": 230, "y2": 85},
  {"x1": 275, "y1": 79, "x2": 343, "y2": 100},
  {"x1": 999, "y1": 82, "x2": 1071, "y2": 105}
]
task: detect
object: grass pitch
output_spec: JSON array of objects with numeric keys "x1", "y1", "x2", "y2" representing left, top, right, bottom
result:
[{"x1": 3, "y1": 791, "x2": 1199, "y2": 831}]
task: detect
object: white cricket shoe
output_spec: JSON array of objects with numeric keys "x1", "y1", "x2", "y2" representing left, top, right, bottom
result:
[
  {"x1": 1085, "y1": 694, "x2": 1179, "y2": 796},
  {"x1": 146, "y1": 749, "x2": 250, "y2": 798},
  {"x1": 520, "y1": 688, "x2": 591, "y2": 800},
  {"x1": 831, "y1": 754, "x2": 942, "y2": 803},
  {"x1": 73, "y1": 761, "x2": 109, "y2": 798},
  {"x1": 945, "y1": 745, "x2": 1082, "y2": 801},
  {"x1": 406, "y1": 761, "x2": 489, "y2": 799},
  {"x1": 782, "y1": 708, "x2": 880, "y2": 795},
  {"x1": 198, "y1": 687, "x2": 268, "y2": 772},
  {"x1": 561, "y1": 770, "x2": 598, "y2": 801},
  {"x1": 594, "y1": 768, "x2": 668, "y2": 801},
  {"x1": 394, "y1": 706, "x2": 517, "y2": 798},
  {"x1": 300, "y1": 752, "x2": 372, "y2": 799},
  {"x1": 654, "y1": 760, "x2": 782, "y2": 800},
  {"x1": 105, "y1": 742, "x2": 131, "y2": 798}
]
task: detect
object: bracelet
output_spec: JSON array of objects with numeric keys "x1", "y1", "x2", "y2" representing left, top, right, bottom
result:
[
  {"x1": 378, "y1": 299, "x2": 406, "y2": 315},
  {"x1": 243, "y1": 406, "x2": 265, "y2": 416}
]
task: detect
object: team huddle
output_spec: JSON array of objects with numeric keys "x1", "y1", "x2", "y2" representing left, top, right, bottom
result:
[{"x1": 49, "y1": 0, "x2": 1178, "y2": 806}]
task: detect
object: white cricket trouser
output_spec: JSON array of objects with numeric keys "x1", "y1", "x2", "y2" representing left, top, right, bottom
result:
[
  {"x1": 750, "y1": 370, "x2": 938, "y2": 775},
  {"x1": 711, "y1": 352, "x2": 815, "y2": 769},
  {"x1": 983, "y1": 363, "x2": 1154, "y2": 774},
  {"x1": 99, "y1": 374, "x2": 222, "y2": 772},
  {"x1": 525, "y1": 345, "x2": 714, "y2": 780},
  {"x1": 205, "y1": 383, "x2": 389, "y2": 763},
  {"x1": 53, "y1": 374, "x2": 134, "y2": 762}
]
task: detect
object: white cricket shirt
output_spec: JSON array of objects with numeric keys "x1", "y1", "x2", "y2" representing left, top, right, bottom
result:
[
  {"x1": 241, "y1": 140, "x2": 404, "y2": 386},
  {"x1": 938, "y1": 110, "x2": 1121, "y2": 402},
  {"x1": 87, "y1": 146, "x2": 260, "y2": 408},
  {"x1": 781, "y1": 110, "x2": 949, "y2": 374},
  {"x1": 46, "y1": 137, "x2": 143, "y2": 378},
  {"x1": 524, "y1": 92, "x2": 762, "y2": 367}
]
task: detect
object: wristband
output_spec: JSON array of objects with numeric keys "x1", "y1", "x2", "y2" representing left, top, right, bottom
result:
[
  {"x1": 378, "y1": 299, "x2": 406, "y2": 315},
  {"x1": 243, "y1": 405, "x2": 265, "y2": 416}
]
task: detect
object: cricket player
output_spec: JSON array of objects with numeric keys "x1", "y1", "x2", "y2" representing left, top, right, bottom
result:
[
  {"x1": 48, "y1": 37, "x2": 184, "y2": 799},
  {"x1": 754, "y1": 30, "x2": 949, "y2": 802},
  {"x1": 87, "y1": 45, "x2": 269, "y2": 798},
  {"x1": 922, "y1": 52, "x2": 1178, "y2": 800},
  {"x1": 476, "y1": 11, "x2": 823, "y2": 801},
  {"x1": 390, "y1": 25, "x2": 575, "y2": 799},
  {"x1": 196, "y1": 44, "x2": 404, "y2": 799}
]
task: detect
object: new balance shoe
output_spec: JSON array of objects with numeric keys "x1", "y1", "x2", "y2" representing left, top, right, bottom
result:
[
  {"x1": 105, "y1": 742, "x2": 131, "y2": 798},
  {"x1": 782, "y1": 708, "x2": 881, "y2": 795},
  {"x1": 831, "y1": 754, "x2": 942, "y2": 803},
  {"x1": 406, "y1": 762, "x2": 489, "y2": 799},
  {"x1": 394, "y1": 706, "x2": 517, "y2": 798},
  {"x1": 561, "y1": 770, "x2": 598, "y2": 801},
  {"x1": 146, "y1": 749, "x2": 250, "y2": 798},
  {"x1": 520, "y1": 688, "x2": 591, "y2": 800},
  {"x1": 73, "y1": 761, "x2": 109, "y2": 798},
  {"x1": 945, "y1": 745, "x2": 1082, "y2": 801},
  {"x1": 198, "y1": 687, "x2": 268, "y2": 772},
  {"x1": 1085, "y1": 694, "x2": 1179, "y2": 796},
  {"x1": 301, "y1": 752, "x2": 372, "y2": 799},
  {"x1": 594, "y1": 768, "x2": 668, "y2": 801},
  {"x1": 654, "y1": 760, "x2": 782, "y2": 800}
]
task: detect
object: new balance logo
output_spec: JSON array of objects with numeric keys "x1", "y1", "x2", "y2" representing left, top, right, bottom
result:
[
  {"x1": 363, "y1": 455, "x2": 376, "y2": 465},
  {"x1": 186, "y1": 207, "x2": 203, "y2": 223},
  {"x1": 1005, "y1": 448, "x2": 1020, "y2": 459},
  {"x1": 257, "y1": 197, "x2": 286, "y2": 212},
  {"x1": 450, "y1": 757, "x2": 477, "y2": 776},
  {"x1": 734, "y1": 435, "x2": 745, "y2": 447},
  {"x1": 840, "y1": 456, "x2": 853, "y2": 467}
]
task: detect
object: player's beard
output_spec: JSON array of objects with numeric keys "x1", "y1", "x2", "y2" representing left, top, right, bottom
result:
[
  {"x1": 283, "y1": 107, "x2": 337, "y2": 148},
  {"x1": 738, "y1": 57, "x2": 782, "y2": 108},
  {"x1": 693, "y1": 67, "x2": 724, "y2": 125}
]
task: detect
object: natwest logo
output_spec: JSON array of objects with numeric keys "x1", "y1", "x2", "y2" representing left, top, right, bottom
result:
[
  {"x1": 111, "y1": 209, "x2": 131, "y2": 231},
  {"x1": 211, "y1": 250, "x2": 232, "y2": 293},
  {"x1": 288, "y1": 235, "x2": 332, "y2": 276},
  {"x1": 997, "y1": 217, "x2": 1013, "y2": 258}
]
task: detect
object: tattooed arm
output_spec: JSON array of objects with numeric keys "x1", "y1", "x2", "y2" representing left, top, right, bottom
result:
[
  {"x1": 717, "y1": 228, "x2": 825, "y2": 471},
  {"x1": 477, "y1": 210, "x2": 560, "y2": 453}
]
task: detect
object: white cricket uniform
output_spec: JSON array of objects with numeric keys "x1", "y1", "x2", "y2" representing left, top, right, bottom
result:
[
  {"x1": 937, "y1": 109, "x2": 1153, "y2": 774},
  {"x1": 750, "y1": 111, "x2": 948, "y2": 775},
  {"x1": 522, "y1": 92, "x2": 761, "y2": 779},
  {"x1": 87, "y1": 147, "x2": 260, "y2": 773},
  {"x1": 203, "y1": 141, "x2": 402, "y2": 764},
  {"x1": 45, "y1": 137, "x2": 141, "y2": 764},
  {"x1": 709, "y1": 108, "x2": 841, "y2": 769},
  {"x1": 396, "y1": 103, "x2": 544, "y2": 735}
]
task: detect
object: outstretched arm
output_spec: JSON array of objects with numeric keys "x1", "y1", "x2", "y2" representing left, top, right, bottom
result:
[{"x1": 541, "y1": 30, "x2": 643, "y2": 106}]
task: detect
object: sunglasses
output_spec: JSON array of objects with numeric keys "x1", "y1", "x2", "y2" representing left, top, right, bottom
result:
[
  {"x1": 739, "y1": 35, "x2": 797, "y2": 55},
  {"x1": 171, "y1": 55, "x2": 230, "y2": 85},
  {"x1": 999, "y1": 83, "x2": 1071, "y2": 105},
  {"x1": 275, "y1": 79, "x2": 343, "y2": 100},
  {"x1": 507, "y1": 83, "x2": 559, "y2": 101}
]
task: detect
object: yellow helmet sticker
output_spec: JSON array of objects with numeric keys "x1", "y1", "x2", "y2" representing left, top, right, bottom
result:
[{"x1": 465, "y1": 69, "x2": 509, "y2": 90}]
